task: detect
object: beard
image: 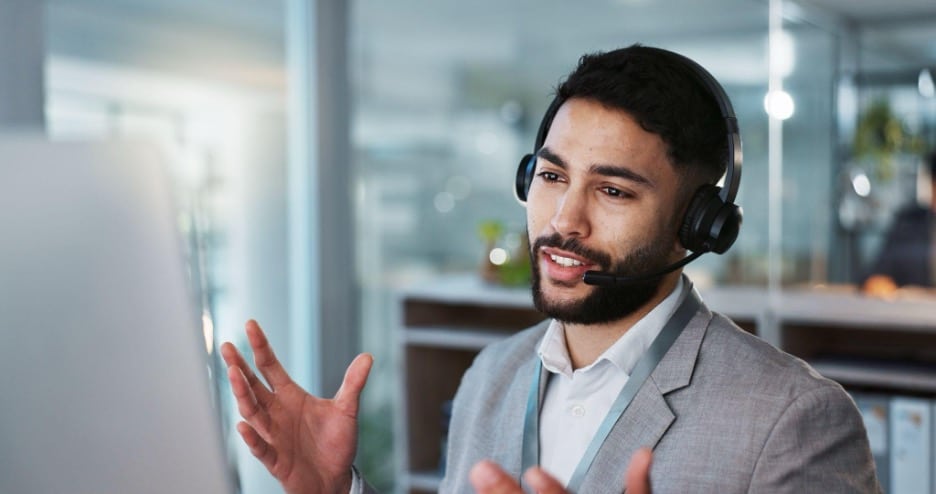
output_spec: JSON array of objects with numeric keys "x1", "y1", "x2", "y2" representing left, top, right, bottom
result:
[{"x1": 530, "y1": 232, "x2": 673, "y2": 325}]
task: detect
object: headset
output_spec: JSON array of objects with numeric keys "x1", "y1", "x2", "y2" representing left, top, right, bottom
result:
[{"x1": 514, "y1": 48, "x2": 743, "y2": 286}]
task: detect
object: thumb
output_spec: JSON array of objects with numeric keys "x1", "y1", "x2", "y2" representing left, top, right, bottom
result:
[
  {"x1": 334, "y1": 353, "x2": 374, "y2": 417},
  {"x1": 625, "y1": 448, "x2": 653, "y2": 494}
]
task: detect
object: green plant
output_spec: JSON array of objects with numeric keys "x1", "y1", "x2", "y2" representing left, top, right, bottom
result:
[
  {"x1": 477, "y1": 220, "x2": 505, "y2": 245},
  {"x1": 477, "y1": 219, "x2": 531, "y2": 286},
  {"x1": 853, "y1": 98, "x2": 925, "y2": 182}
]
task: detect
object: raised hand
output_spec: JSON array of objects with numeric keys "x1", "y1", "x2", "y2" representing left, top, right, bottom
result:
[{"x1": 220, "y1": 320, "x2": 373, "y2": 494}]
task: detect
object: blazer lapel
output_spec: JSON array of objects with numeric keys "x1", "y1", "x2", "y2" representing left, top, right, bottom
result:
[
  {"x1": 579, "y1": 378, "x2": 675, "y2": 493},
  {"x1": 496, "y1": 341, "x2": 544, "y2": 482},
  {"x1": 579, "y1": 295, "x2": 712, "y2": 493}
]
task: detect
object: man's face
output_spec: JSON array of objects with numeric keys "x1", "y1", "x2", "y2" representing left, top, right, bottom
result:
[{"x1": 526, "y1": 97, "x2": 684, "y2": 324}]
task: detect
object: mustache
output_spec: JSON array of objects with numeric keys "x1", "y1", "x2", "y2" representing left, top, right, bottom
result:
[{"x1": 531, "y1": 233, "x2": 613, "y2": 269}]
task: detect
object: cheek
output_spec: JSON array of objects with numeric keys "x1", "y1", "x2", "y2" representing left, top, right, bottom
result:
[
  {"x1": 599, "y1": 206, "x2": 676, "y2": 255},
  {"x1": 525, "y1": 197, "x2": 552, "y2": 235}
]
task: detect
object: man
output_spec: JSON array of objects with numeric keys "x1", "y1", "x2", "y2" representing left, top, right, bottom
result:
[
  {"x1": 221, "y1": 45, "x2": 880, "y2": 493},
  {"x1": 862, "y1": 151, "x2": 936, "y2": 295}
]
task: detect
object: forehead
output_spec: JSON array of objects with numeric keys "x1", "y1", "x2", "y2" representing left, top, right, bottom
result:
[{"x1": 542, "y1": 97, "x2": 674, "y2": 180}]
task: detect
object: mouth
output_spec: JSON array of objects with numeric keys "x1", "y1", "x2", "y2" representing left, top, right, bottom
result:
[
  {"x1": 539, "y1": 247, "x2": 598, "y2": 283},
  {"x1": 548, "y1": 252, "x2": 586, "y2": 267}
]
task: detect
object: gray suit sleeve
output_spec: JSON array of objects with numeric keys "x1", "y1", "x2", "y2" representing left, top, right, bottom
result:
[{"x1": 749, "y1": 384, "x2": 882, "y2": 493}]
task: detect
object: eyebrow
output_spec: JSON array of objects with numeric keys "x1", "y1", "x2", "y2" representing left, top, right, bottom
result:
[{"x1": 537, "y1": 146, "x2": 654, "y2": 188}]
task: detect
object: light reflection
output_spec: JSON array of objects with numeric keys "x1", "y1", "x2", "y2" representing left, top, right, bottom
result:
[
  {"x1": 852, "y1": 173, "x2": 871, "y2": 198},
  {"x1": 764, "y1": 90, "x2": 794, "y2": 120},
  {"x1": 771, "y1": 30, "x2": 795, "y2": 78},
  {"x1": 919, "y1": 68, "x2": 935, "y2": 98},
  {"x1": 489, "y1": 248, "x2": 509, "y2": 266},
  {"x1": 202, "y1": 310, "x2": 214, "y2": 354},
  {"x1": 434, "y1": 191, "x2": 455, "y2": 213}
]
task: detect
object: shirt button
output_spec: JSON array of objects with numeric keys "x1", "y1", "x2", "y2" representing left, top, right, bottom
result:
[{"x1": 571, "y1": 404, "x2": 586, "y2": 417}]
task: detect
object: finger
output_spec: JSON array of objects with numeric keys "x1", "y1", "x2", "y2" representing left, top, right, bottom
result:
[
  {"x1": 469, "y1": 460, "x2": 523, "y2": 494},
  {"x1": 523, "y1": 467, "x2": 568, "y2": 494},
  {"x1": 228, "y1": 365, "x2": 273, "y2": 439},
  {"x1": 236, "y1": 421, "x2": 278, "y2": 473},
  {"x1": 245, "y1": 320, "x2": 294, "y2": 390},
  {"x1": 333, "y1": 353, "x2": 374, "y2": 417},
  {"x1": 220, "y1": 341, "x2": 274, "y2": 406},
  {"x1": 625, "y1": 448, "x2": 654, "y2": 494}
]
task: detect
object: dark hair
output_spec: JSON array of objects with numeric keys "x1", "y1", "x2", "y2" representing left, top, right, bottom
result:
[{"x1": 555, "y1": 44, "x2": 728, "y2": 190}]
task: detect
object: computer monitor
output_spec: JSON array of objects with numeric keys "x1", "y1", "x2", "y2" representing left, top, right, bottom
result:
[{"x1": 0, "y1": 137, "x2": 235, "y2": 494}]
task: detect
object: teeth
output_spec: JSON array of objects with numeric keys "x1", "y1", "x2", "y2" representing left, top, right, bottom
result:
[{"x1": 550, "y1": 254, "x2": 583, "y2": 267}]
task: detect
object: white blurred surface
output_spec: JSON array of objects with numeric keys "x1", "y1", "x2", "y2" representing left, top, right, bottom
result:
[{"x1": 0, "y1": 137, "x2": 234, "y2": 494}]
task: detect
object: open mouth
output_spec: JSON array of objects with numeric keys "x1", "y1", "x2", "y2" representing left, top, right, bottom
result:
[
  {"x1": 548, "y1": 252, "x2": 585, "y2": 267},
  {"x1": 541, "y1": 247, "x2": 594, "y2": 267},
  {"x1": 539, "y1": 247, "x2": 599, "y2": 283}
]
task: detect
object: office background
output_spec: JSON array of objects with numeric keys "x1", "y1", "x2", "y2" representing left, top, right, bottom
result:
[{"x1": 2, "y1": 0, "x2": 935, "y2": 492}]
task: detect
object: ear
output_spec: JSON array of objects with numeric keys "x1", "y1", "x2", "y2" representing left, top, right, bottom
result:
[
  {"x1": 671, "y1": 234, "x2": 688, "y2": 258},
  {"x1": 671, "y1": 207, "x2": 690, "y2": 255}
]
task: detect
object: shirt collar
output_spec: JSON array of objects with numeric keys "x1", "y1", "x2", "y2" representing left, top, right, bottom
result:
[{"x1": 537, "y1": 276, "x2": 687, "y2": 379}]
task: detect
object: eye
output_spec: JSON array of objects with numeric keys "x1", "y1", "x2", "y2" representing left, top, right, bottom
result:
[
  {"x1": 601, "y1": 186, "x2": 634, "y2": 199},
  {"x1": 537, "y1": 171, "x2": 561, "y2": 182}
]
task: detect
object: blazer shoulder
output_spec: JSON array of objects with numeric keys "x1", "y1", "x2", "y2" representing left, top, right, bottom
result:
[
  {"x1": 654, "y1": 312, "x2": 877, "y2": 492},
  {"x1": 700, "y1": 313, "x2": 846, "y2": 400}
]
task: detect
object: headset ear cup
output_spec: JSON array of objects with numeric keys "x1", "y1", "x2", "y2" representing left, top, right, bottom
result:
[
  {"x1": 710, "y1": 202, "x2": 742, "y2": 254},
  {"x1": 515, "y1": 153, "x2": 536, "y2": 202},
  {"x1": 679, "y1": 184, "x2": 741, "y2": 253},
  {"x1": 679, "y1": 186, "x2": 716, "y2": 252}
]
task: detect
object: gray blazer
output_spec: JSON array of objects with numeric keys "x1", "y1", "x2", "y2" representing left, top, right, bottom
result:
[{"x1": 438, "y1": 289, "x2": 881, "y2": 493}]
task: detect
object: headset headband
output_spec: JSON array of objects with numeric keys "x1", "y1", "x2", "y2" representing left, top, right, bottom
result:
[{"x1": 532, "y1": 48, "x2": 742, "y2": 205}]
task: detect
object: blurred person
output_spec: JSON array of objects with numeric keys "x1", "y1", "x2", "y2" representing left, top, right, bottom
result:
[
  {"x1": 862, "y1": 151, "x2": 936, "y2": 296},
  {"x1": 220, "y1": 45, "x2": 879, "y2": 493}
]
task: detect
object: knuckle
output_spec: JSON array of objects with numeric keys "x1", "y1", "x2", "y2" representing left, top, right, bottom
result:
[{"x1": 239, "y1": 401, "x2": 259, "y2": 420}]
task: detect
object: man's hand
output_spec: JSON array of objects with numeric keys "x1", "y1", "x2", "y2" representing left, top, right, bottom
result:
[
  {"x1": 468, "y1": 448, "x2": 653, "y2": 494},
  {"x1": 221, "y1": 320, "x2": 373, "y2": 494},
  {"x1": 625, "y1": 448, "x2": 653, "y2": 494},
  {"x1": 469, "y1": 461, "x2": 567, "y2": 494}
]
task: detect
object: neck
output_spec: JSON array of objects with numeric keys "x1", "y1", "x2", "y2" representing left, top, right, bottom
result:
[{"x1": 563, "y1": 273, "x2": 680, "y2": 370}]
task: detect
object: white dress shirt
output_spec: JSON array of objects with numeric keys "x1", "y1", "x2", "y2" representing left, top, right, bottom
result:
[{"x1": 537, "y1": 277, "x2": 685, "y2": 486}]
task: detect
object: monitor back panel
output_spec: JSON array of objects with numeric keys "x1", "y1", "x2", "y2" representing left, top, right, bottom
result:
[{"x1": 0, "y1": 138, "x2": 234, "y2": 494}]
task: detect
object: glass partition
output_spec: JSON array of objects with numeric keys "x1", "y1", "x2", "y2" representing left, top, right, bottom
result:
[
  {"x1": 776, "y1": 10, "x2": 839, "y2": 285},
  {"x1": 842, "y1": 17, "x2": 936, "y2": 289},
  {"x1": 781, "y1": 1, "x2": 936, "y2": 289}
]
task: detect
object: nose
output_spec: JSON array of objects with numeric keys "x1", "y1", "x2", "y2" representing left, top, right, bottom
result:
[{"x1": 550, "y1": 188, "x2": 591, "y2": 238}]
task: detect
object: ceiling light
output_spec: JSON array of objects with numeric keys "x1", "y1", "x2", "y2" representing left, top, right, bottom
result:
[
  {"x1": 764, "y1": 90, "x2": 794, "y2": 120},
  {"x1": 851, "y1": 173, "x2": 871, "y2": 198},
  {"x1": 919, "y1": 68, "x2": 935, "y2": 98}
]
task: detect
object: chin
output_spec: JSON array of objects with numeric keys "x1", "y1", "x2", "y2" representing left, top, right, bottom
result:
[{"x1": 532, "y1": 274, "x2": 661, "y2": 325}]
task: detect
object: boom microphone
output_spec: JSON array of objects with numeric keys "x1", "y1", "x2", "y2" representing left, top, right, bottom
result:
[{"x1": 582, "y1": 251, "x2": 704, "y2": 286}]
